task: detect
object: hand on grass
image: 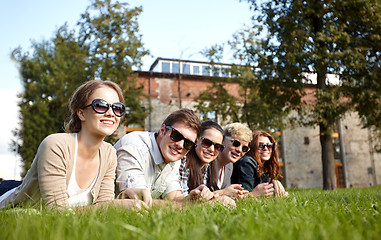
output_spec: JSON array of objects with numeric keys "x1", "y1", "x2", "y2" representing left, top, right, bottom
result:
[
  {"x1": 222, "y1": 184, "x2": 249, "y2": 199},
  {"x1": 214, "y1": 195, "x2": 237, "y2": 208},
  {"x1": 189, "y1": 184, "x2": 215, "y2": 201},
  {"x1": 117, "y1": 188, "x2": 153, "y2": 207},
  {"x1": 272, "y1": 180, "x2": 289, "y2": 198},
  {"x1": 251, "y1": 183, "x2": 274, "y2": 199}
]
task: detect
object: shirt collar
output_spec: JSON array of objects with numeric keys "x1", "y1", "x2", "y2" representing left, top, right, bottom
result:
[{"x1": 149, "y1": 132, "x2": 164, "y2": 165}]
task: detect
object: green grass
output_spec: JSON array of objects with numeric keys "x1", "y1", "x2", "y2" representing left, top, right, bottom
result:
[{"x1": 1, "y1": 186, "x2": 380, "y2": 240}]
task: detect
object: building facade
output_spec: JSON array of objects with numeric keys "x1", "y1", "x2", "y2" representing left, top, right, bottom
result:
[{"x1": 130, "y1": 58, "x2": 381, "y2": 188}]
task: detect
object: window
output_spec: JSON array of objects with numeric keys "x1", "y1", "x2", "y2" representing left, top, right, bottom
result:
[
  {"x1": 221, "y1": 67, "x2": 230, "y2": 77},
  {"x1": 193, "y1": 66, "x2": 200, "y2": 75},
  {"x1": 212, "y1": 66, "x2": 221, "y2": 77},
  {"x1": 202, "y1": 65, "x2": 210, "y2": 76},
  {"x1": 162, "y1": 62, "x2": 170, "y2": 73},
  {"x1": 172, "y1": 62, "x2": 179, "y2": 74},
  {"x1": 332, "y1": 122, "x2": 346, "y2": 188},
  {"x1": 182, "y1": 63, "x2": 190, "y2": 74}
]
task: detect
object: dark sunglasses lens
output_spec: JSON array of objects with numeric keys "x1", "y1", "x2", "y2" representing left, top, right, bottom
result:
[
  {"x1": 93, "y1": 99, "x2": 109, "y2": 113},
  {"x1": 201, "y1": 138, "x2": 213, "y2": 148},
  {"x1": 112, "y1": 103, "x2": 125, "y2": 116},
  {"x1": 242, "y1": 146, "x2": 250, "y2": 152},
  {"x1": 183, "y1": 140, "x2": 195, "y2": 150},
  {"x1": 168, "y1": 127, "x2": 195, "y2": 150},
  {"x1": 214, "y1": 143, "x2": 224, "y2": 152},
  {"x1": 259, "y1": 143, "x2": 273, "y2": 150},
  {"x1": 232, "y1": 140, "x2": 241, "y2": 147},
  {"x1": 170, "y1": 128, "x2": 184, "y2": 142}
]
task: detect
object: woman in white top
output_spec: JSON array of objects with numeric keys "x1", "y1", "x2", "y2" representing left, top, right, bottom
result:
[{"x1": 0, "y1": 80, "x2": 147, "y2": 211}]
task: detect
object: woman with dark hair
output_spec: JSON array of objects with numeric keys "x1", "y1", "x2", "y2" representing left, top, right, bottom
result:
[
  {"x1": 232, "y1": 130, "x2": 288, "y2": 198},
  {"x1": 0, "y1": 80, "x2": 147, "y2": 210},
  {"x1": 179, "y1": 120, "x2": 235, "y2": 206}
]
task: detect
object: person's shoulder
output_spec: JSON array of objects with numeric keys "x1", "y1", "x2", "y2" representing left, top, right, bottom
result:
[
  {"x1": 225, "y1": 162, "x2": 234, "y2": 170},
  {"x1": 101, "y1": 141, "x2": 116, "y2": 153},
  {"x1": 114, "y1": 131, "x2": 151, "y2": 149},
  {"x1": 41, "y1": 133, "x2": 75, "y2": 147},
  {"x1": 243, "y1": 154, "x2": 258, "y2": 166},
  {"x1": 237, "y1": 154, "x2": 257, "y2": 166}
]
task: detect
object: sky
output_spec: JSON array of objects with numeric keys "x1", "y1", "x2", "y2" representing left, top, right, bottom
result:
[{"x1": 0, "y1": 0, "x2": 253, "y2": 179}]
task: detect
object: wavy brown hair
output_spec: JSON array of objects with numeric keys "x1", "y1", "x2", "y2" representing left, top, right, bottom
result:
[
  {"x1": 64, "y1": 80, "x2": 124, "y2": 133},
  {"x1": 247, "y1": 130, "x2": 282, "y2": 180}
]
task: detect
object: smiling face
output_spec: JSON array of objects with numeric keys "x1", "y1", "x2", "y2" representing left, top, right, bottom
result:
[
  {"x1": 157, "y1": 121, "x2": 197, "y2": 164},
  {"x1": 195, "y1": 128, "x2": 224, "y2": 166},
  {"x1": 77, "y1": 86, "x2": 122, "y2": 138},
  {"x1": 258, "y1": 136, "x2": 272, "y2": 162},
  {"x1": 221, "y1": 136, "x2": 250, "y2": 164}
]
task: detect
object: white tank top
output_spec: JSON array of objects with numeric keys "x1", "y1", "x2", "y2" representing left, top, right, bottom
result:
[{"x1": 67, "y1": 134, "x2": 100, "y2": 207}]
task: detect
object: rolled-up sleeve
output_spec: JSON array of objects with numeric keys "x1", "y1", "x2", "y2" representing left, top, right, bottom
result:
[{"x1": 115, "y1": 136, "x2": 149, "y2": 191}]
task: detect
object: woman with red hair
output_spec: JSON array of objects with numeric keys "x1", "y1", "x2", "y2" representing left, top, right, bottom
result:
[{"x1": 232, "y1": 130, "x2": 288, "y2": 198}]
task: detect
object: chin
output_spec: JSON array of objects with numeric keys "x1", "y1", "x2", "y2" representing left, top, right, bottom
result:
[
  {"x1": 201, "y1": 158, "x2": 213, "y2": 164},
  {"x1": 165, "y1": 153, "x2": 182, "y2": 163}
]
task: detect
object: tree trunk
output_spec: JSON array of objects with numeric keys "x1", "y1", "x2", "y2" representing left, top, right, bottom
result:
[
  {"x1": 319, "y1": 123, "x2": 337, "y2": 190},
  {"x1": 317, "y1": 69, "x2": 337, "y2": 190}
]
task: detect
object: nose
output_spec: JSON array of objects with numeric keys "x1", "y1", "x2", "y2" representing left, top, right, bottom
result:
[
  {"x1": 104, "y1": 107, "x2": 115, "y2": 117},
  {"x1": 209, "y1": 144, "x2": 215, "y2": 152},
  {"x1": 174, "y1": 139, "x2": 185, "y2": 149}
]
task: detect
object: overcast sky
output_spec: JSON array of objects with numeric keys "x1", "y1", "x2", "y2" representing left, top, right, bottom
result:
[{"x1": 0, "y1": 0, "x2": 253, "y2": 179}]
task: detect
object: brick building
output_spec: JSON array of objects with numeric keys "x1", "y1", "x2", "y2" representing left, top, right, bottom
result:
[{"x1": 127, "y1": 57, "x2": 381, "y2": 189}]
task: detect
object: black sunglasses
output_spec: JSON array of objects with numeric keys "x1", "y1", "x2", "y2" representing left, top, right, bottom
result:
[
  {"x1": 258, "y1": 142, "x2": 274, "y2": 151},
  {"x1": 82, "y1": 99, "x2": 126, "y2": 117},
  {"x1": 165, "y1": 126, "x2": 196, "y2": 150},
  {"x1": 225, "y1": 136, "x2": 250, "y2": 153},
  {"x1": 200, "y1": 137, "x2": 225, "y2": 152}
]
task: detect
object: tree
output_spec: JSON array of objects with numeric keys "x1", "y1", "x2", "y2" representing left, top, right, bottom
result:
[
  {"x1": 77, "y1": 0, "x2": 150, "y2": 127},
  {"x1": 196, "y1": 28, "x2": 293, "y2": 132},
  {"x1": 253, "y1": 0, "x2": 381, "y2": 190},
  {"x1": 197, "y1": 0, "x2": 381, "y2": 190},
  {"x1": 12, "y1": 0, "x2": 149, "y2": 174},
  {"x1": 12, "y1": 25, "x2": 90, "y2": 173}
]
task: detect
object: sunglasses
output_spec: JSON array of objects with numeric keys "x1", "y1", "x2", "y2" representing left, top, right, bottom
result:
[
  {"x1": 82, "y1": 98, "x2": 126, "y2": 117},
  {"x1": 200, "y1": 137, "x2": 225, "y2": 152},
  {"x1": 225, "y1": 136, "x2": 250, "y2": 153},
  {"x1": 165, "y1": 126, "x2": 196, "y2": 150},
  {"x1": 258, "y1": 142, "x2": 274, "y2": 151}
]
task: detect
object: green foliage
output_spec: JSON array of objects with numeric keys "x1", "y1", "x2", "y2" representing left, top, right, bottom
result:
[
  {"x1": 196, "y1": 26, "x2": 297, "y2": 131},
  {"x1": 11, "y1": 0, "x2": 149, "y2": 174},
  {"x1": 11, "y1": 25, "x2": 90, "y2": 173},
  {"x1": 196, "y1": 79, "x2": 241, "y2": 125},
  {"x1": 1, "y1": 186, "x2": 380, "y2": 240},
  {"x1": 253, "y1": 0, "x2": 381, "y2": 141},
  {"x1": 78, "y1": 0, "x2": 150, "y2": 126},
  {"x1": 197, "y1": 0, "x2": 381, "y2": 188}
]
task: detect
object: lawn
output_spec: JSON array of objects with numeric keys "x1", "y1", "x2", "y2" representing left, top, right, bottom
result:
[{"x1": 1, "y1": 186, "x2": 380, "y2": 240}]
